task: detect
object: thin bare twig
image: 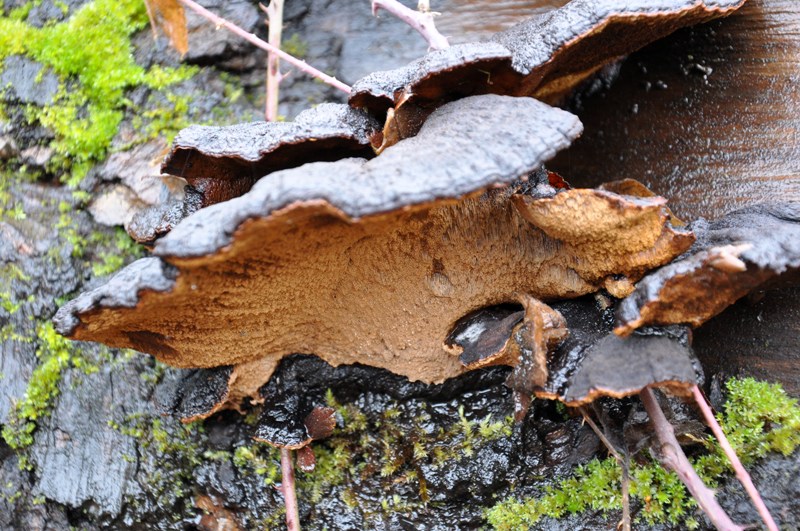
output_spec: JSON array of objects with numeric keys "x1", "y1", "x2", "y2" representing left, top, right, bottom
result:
[
  {"x1": 640, "y1": 388, "x2": 743, "y2": 531},
  {"x1": 579, "y1": 408, "x2": 630, "y2": 531},
  {"x1": 176, "y1": 0, "x2": 351, "y2": 94},
  {"x1": 280, "y1": 447, "x2": 301, "y2": 531},
  {"x1": 261, "y1": 0, "x2": 284, "y2": 121},
  {"x1": 691, "y1": 385, "x2": 779, "y2": 531},
  {"x1": 371, "y1": 0, "x2": 449, "y2": 50}
]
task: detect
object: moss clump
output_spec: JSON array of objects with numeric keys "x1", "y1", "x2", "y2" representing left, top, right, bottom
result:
[
  {"x1": 486, "y1": 378, "x2": 800, "y2": 530},
  {"x1": 1, "y1": 322, "x2": 83, "y2": 452},
  {"x1": 233, "y1": 443, "x2": 281, "y2": 485},
  {"x1": 0, "y1": 0, "x2": 196, "y2": 186}
]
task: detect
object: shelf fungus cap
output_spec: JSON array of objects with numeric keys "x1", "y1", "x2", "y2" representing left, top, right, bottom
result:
[
  {"x1": 350, "y1": 0, "x2": 747, "y2": 118},
  {"x1": 536, "y1": 299, "x2": 702, "y2": 406},
  {"x1": 545, "y1": 325, "x2": 701, "y2": 406},
  {"x1": 443, "y1": 296, "x2": 701, "y2": 414},
  {"x1": 54, "y1": 96, "x2": 692, "y2": 406},
  {"x1": 616, "y1": 202, "x2": 800, "y2": 335},
  {"x1": 54, "y1": 95, "x2": 586, "y2": 389},
  {"x1": 127, "y1": 103, "x2": 379, "y2": 243}
]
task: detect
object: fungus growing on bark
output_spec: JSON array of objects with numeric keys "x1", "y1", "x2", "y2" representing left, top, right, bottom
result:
[
  {"x1": 452, "y1": 297, "x2": 701, "y2": 409},
  {"x1": 54, "y1": 95, "x2": 694, "y2": 406},
  {"x1": 350, "y1": 0, "x2": 746, "y2": 147},
  {"x1": 127, "y1": 103, "x2": 379, "y2": 243},
  {"x1": 616, "y1": 203, "x2": 800, "y2": 336}
]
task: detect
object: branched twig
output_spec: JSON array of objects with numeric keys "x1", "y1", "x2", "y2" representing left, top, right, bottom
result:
[
  {"x1": 691, "y1": 385, "x2": 779, "y2": 531},
  {"x1": 640, "y1": 388, "x2": 743, "y2": 531},
  {"x1": 260, "y1": 0, "x2": 284, "y2": 121},
  {"x1": 176, "y1": 0, "x2": 351, "y2": 94},
  {"x1": 371, "y1": 0, "x2": 449, "y2": 50},
  {"x1": 279, "y1": 447, "x2": 301, "y2": 531},
  {"x1": 579, "y1": 408, "x2": 630, "y2": 531}
]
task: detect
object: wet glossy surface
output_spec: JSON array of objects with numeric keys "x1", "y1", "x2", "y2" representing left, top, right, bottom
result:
[
  {"x1": 551, "y1": 0, "x2": 800, "y2": 221},
  {"x1": 438, "y1": 0, "x2": 569, "y2": 42}
]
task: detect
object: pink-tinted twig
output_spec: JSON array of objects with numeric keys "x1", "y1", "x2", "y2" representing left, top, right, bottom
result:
[
  {"x1": 691, "y1": 385, "x2": 779, "y2": 531},
  {"x1": 260, "y1": 0, "x2": 284, "y2": 121},
  {"x1": 372, "y1": 0, "x2": 449, "y2": 50},
  {"x1": 176, "y1": 0, "x2": 351, "y2": 94},
  {"x1": 279, "y1": 448, "x2": 301, "y2": 531},
  {"x1": 640, "y1": 388, "x2": 743, "y2": 531}
]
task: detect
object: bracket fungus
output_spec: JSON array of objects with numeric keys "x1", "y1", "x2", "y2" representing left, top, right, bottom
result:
[
  {"x1": 42, "y1": 1, "x2": 800, "y2": 525},
  {"x1": 549, "y1": 0, "x2": 800, "y2": 221},
  {"x1": 127, "y1": 103, "x2": 379, "y2": 243},
  {"x1": 350, "y1": 0, "x2": 746, "y2": 148},
  {"x1": 616, "y1": 202, "x2": 800, "y2": 335},
  {"x1": 448, "y1": 296, "x2": 702, "y2": 415},
  {"x1": 54, "y1": 94, "x2": 697, "y2": 409}
]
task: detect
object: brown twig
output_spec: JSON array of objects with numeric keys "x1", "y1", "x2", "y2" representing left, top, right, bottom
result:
[
  {"x1": 640, "y1": 387, "x2": 743, "y2": 531},
  {"x1": 176, "y1": 0, "x2": 351, "y2": 94},
  {"x1": 371, "y1": 0, "x2": 449, "y2": 50},
  {"x1": 260, "y1": 0, "x2": 284, "y2": 121},
  {"x1": 279, "y1": 447, "x2": 301, "y2": 531},
  {"x1": 579, "y1": 408, "x2": 630, "y2": 531},
  {"x1": 691, "y1": 385, "x2": 779, "y2": 531}
]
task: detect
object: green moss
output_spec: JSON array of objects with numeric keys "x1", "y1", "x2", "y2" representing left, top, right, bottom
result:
[
  {"x1": 1, "y1": 322, "x2": 76, "y2": 451},
  {"x1": 281, "y1": 33, "x2": 308, "y2": 58},
  {"x1": 291, "y1": 390, "x2": 514, "y2": 517},
  {"x1": 0, "y1": 176, "x2": 26, "y2": 221},
  {"x1": 91, "y1": 227, "x2": 145, "y2": 277},
  {"x1": 486, "y1": 378, "x2": 800, "y2": 530},
  {"x1": 233, "y1": 443, "x2": 281, "y2": 485},
  {"x1": 0, "y1": 0, "x2": 196, "y2": 186}
]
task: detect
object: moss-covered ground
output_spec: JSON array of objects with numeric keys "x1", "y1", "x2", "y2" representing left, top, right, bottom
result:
[{"x1": 486, "y1": 379, "x2": 800, "y2": 530}]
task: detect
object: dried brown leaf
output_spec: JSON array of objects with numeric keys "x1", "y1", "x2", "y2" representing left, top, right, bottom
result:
[{"x1": 144, "y1": 0, "x2": 189, "y2": 56}]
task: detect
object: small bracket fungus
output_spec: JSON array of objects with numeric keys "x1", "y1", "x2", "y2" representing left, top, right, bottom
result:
[
  {"x1": 449, "y1": 296, "x2": 702, "y2": 411},
  {"x1": 350, "y1": 0, "x2": 747, "y2": 146},
  {"x1": 165, "y1": 365, "x2": 234, "y2": 423},
  {"x1": 616, "y1": 202, "x2": 800, "y2": 335},
  {"x1": 127, "y1": 103, "x2": 379, "y2": 243}
]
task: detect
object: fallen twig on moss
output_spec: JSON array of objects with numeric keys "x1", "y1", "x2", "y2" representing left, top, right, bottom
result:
[
  {"x1": 640, "y1": 387, "x2": 743, "y2": 531},
  {"x1": 691, "y1": 385, "x2": 778, "y2": 531},
  {"x1": 579, "y1": 407, "x2": 631, "y2": 531}
]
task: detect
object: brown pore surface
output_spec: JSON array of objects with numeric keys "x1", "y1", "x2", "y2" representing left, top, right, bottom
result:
[
  {"x1": 67, "y1": 185, "x2": 692, "y2": 386},
  {"x1": 615, "y1": 202, "x2": 800, "y2": 336},
  {"x1": 615, "y1": 244, "x2": 772, "y2": 336},
  {"x1": 550, "y1": 0, "x2": 800, "y2": 220},
  {"x1": 513, "y1": 186, "x2": 695, "y2": 297}
]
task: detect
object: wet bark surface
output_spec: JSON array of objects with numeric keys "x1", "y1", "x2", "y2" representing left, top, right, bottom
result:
[
  {"x1": 550, "y1": 0, "x2": 800, "y2": 221},
  {"x1": 1, "y1": 1, "x2": 799, "y2": 530}
]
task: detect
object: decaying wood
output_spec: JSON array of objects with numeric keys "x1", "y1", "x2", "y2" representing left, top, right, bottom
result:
[{"x1": 550, "y1": 0, "x2": 800, "y2": 221}]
